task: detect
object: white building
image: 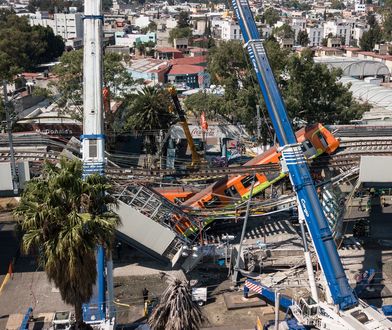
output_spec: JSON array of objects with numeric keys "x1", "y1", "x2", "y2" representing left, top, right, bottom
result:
[
  {"x1": 115, "y1": 31, "x2": 156, "y2": 47},
  {"x1": 30, "y1": 12, "x2": 83, "y2": 41},
  {"x1": 352, "y1": 26, "x2": 368, "y2": 45},
  {"x1": 260, "y1": 25, "x2": 273, "y2": 39},
  {"x1": 211, "y1": 19, "x2": 242, "y2": 40},
  {"x1": 134, "y1": 15, "x2": 150, "y2": 29},
  {"x1": 323, "y1": 20, "x2": 350, "y2": 45},
  {"x1": 307, "y1": 26, "x2": 324, "y2": 46},
  {"x1": 166, "y1": 17, "x2": 178, "y2": 29}
]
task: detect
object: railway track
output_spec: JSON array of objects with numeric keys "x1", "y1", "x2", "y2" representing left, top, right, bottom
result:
[
  {"x1": 338, "y1": 138, "x2": 392, "y2": 149},
  {"x1": 1, "y1": 132, "x2": 392, "y2": 181},
  {"x1": 333, "y1": 125, "x2": 392, "y2": 138}
]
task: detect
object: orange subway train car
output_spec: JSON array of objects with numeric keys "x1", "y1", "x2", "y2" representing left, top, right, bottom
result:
[{"x1": 182, "y1": 123, "x2": 339, "y2": 210}]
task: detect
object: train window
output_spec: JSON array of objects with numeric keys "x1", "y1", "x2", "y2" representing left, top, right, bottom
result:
[
  {"x1": 205, "y1": 196, "x2": 222, "y2": 208},
  {"x1": 241, "y1": 176, "x2": 254, "y2": 188},
  {"x1": 303, "y1": 140, "x2": 314, "y2": 150},
  {"x1": 317, "y1": 132, "x2": 328, "y2": 149},
  {"x1": 301, "y1": 140, "x2": 316, "y2": 158},
  {"x1": 224, "y1": 185, "x2": 237, "y2": 197}
]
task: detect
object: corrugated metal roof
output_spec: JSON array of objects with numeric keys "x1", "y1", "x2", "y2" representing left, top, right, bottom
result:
[{"x1": 340, "y1": 77, "x2": 392, "y2": 112}]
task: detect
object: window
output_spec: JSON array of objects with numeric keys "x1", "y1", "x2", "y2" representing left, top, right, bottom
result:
[
  {"x1": 304, "y1": 140, "x2": 313, "y2": 149},
  {"x1": 224, "y1": 185, "x2": 237, "y2": 197},
  {"x1": 205, "y1": 196, "x2": 222, "y2": 208},
  {"x1": 241, "y1": 176, "x2": 254, "y2": 189},
  {"x1": 301, "y1": 140, "x2": 313, "y2": 153},
  {"x1": 89, "y1": 139, "x2": 97, "y2": 158},
  {"x1": 317, "y1": 132, "x2": 328, "y2": 149}
]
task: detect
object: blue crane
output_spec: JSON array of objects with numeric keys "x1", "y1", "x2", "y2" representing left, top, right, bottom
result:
[
  {"x1": 232, "y1": 0, "x2": 356, "y2": 310},
  {"x1": 232, "y1": 0, "x2": 392, "y2": 328}
]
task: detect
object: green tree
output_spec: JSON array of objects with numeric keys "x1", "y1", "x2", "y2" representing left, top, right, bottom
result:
[
  {"x1": 330, "y1": 0, "x2": 346, "y2": 9},
  {"x1": 367, "y1": 13, "x2": 377, "y2": 27},
  {"x1": 205, "y1": 39, "x2": 288, "y2": 134},
  {"x1": 383, "y1": 12, "x2": 392, "y2": 41},
  {"x1": 148, "y1": 21, "x2": 158, "y2": 32},
  {"x1": 207, "y1": 40, "x2": 248, "y2": 85},
  {"x1": 28, "y1": 0, "x2": 84, "y2": 14},
  {"x1": 177, "y1": 11, "x2": 190, "y2": 28},
  {"x1": 284, "y1": 48, "x2": 367, "y2": 124},
  {"x1": 274, "y1": 23, "x2": 295, "y2": 39},
  {"x1": 359, "y1": 24, "x2": 382, "y2": 50},
  {"x1": 104, "y1": 52, "x2": 134, "y2": 96},
  {"x1": 102, "y1": 0, "x2": 112, "y2": 11},
  {"x1": 169, "y1": 27, "x2": 192, "y2": 44},
  {"x1": 50, "y1": 50, "x2": 83, "y2": 114},
  {"x1": 14, "y1": 158, "x2": 120, "y2": 328},
  {"x1": 51, "y1": 49, "x2": 135, "y2": 120},
  {"x1": 125, "y1": 86, "x2": 175, "y2": 154},
  {"x1": 263, "y1": 7, "x2": 280, "y2": 26},
  {"x1": 297, "y1": 30, "x2": 310, "y2": 46},
  {"x1": 284, "y1": 0, "x2": 311, "y2": 10},
  {"x1": 206, "y1": 38, "x2": 367, "y2": 129},
  {"x1": 0, "y1": 10, "x2": 64, "y2": 81},
  {"x1": 148, "y1": 276, "x2": 204, "y2": 330},
  {"x1": 184, "y1": 91, "x2": 223, "y2": 117},
  {"x1": 264, "y1": 38, "x2": 291, "y2": 80}
]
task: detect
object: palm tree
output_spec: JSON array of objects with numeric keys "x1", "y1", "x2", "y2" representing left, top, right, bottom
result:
[
  {"x1": 14, "y1": 158, "x2": 120, "y2": 329},
  {"x1": 148, "y1": 276, "x2": 205, "y2": 330},
  {"x1": 125, "y1": 86, "x2": 175, "y2": 156}
]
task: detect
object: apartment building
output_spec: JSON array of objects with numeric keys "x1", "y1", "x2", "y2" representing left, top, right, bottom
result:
[
  {"x1": 323, "y1": 20, "x2": 351, "y2": 45},
  {"x1": 211, "y1": 19, "x2": 242, "y2": 41},
  {"x1": 307, "y1": 26, "x2": 324, "y2": 46},
  {"x1": 30, "y1": 12, "x2": 83, "y2": 41}
]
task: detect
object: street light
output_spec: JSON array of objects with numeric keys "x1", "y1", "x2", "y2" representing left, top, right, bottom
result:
[{"x1": 2, "y1": 80, "x2": 19, "y2": 195}]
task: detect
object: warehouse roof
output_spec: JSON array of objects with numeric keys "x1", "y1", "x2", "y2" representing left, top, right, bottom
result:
[
  {"x1": 339, "y1": 77, "x2": 392, "y2": 112},
  {"x1": 314, "y1": 57, "x2": 390, "y2": 77}
]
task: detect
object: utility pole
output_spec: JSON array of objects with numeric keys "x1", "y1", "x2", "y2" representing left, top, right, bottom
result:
[
  {"x1": 256, "y1": 104, "x2": 261, "y2": 143},
  {"x1": 232, "y1": 174, "x2": 256, "y2": 284},
  {"x1": 2, "y1": 80, "x2": 18, "y2": 195}
]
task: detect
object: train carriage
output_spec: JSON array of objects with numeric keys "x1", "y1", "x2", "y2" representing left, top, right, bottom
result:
[{"x1": 182, "y1": 123, "x2": 339, "y2": 210}]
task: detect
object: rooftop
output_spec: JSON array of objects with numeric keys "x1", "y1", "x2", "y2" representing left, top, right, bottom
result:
[
  {"x1": 169, "y1": 56, "x2": 207, "y2": 66},
  {"x1": 167, "y1": 64, "x2": 205, "y2": 75},
  {"x1": 128, "y1": 58, "x2": 168, "y2": 73},
  {"x1": 340, "y1": 76, "x2": 392, "y2": 112},
  {"x1": 156, "y1": 47, "x2": 183, "y2": 53}
]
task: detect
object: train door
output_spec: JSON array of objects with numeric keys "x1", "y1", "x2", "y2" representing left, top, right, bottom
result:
[
  {"x1": 301, "y1": 140, "x2": 317, "y2": 159},
  {"x1": 316, "y1": 132, "x2": 328, "y2": 149}
]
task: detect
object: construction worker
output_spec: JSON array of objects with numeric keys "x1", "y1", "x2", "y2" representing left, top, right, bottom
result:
[{"x1": 142, "y1": 287, "x2": 149, "y2": 303}]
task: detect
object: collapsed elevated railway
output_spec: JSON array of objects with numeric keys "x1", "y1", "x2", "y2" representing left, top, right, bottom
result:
[{"x1": 1, "y1": 126, "x2": 391, "y2": 266}]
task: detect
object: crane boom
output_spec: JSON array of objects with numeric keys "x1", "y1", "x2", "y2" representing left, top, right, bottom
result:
[
  {"x1": 168, "y1": 87, "x2": 201, "y2": 166},
  {"x1": 232, "y1": 0, "x2": 358, "y2": 310}
]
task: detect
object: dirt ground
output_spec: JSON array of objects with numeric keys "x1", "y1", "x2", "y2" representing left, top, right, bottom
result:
[{"x1": 112, "y1": 244, "x2": 279, "y2": 329}]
